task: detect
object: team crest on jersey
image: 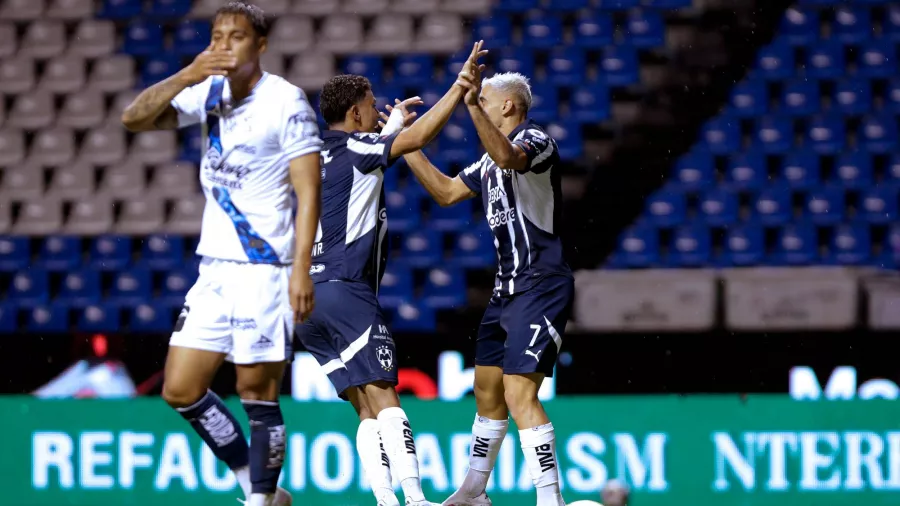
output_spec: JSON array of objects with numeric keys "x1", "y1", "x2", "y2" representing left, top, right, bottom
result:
[{"x1": 375, "y1": 346, "x2": 394, "y2": 371}]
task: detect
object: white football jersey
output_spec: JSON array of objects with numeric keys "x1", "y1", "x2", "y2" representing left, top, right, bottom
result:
[{"x1": 170, "y1": 72, "x2": 323, "y2": 264}]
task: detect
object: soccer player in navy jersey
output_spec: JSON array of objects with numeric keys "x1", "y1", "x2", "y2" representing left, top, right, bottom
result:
[
  {"x1": 295, "y1": 42, "x2": 487, "y2": 506},
  {"x1": 401, "y1": 70, "x2": 574, "y2": 506}
]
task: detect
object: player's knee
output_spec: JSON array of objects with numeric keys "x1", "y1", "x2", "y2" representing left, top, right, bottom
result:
[
  {"x1": 474, "y1": 382, "x2": 506, "y2": 412},
  {"x1": 235, "y1": 381, "x2": 277, "y2": 402},
  {"x1": 161, "y1": 382, "x2": 205, "y2": 408},
  {"x1": 502, "y1": 378, "x2": 541, "y2": 418}
]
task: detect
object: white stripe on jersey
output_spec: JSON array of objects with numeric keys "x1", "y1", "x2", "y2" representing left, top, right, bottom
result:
[
  {"x1": 346, "y1": 168, "x2": 382, "y2": 244},
  {"x1": 510, "y1": 172, "x2": 533, "y2": 270},
  {"x1": 495, "y1": 171, "x2": 520, "y2": 294},
  {"x1": 348, "y1": 136, "x2": 386, "y2": 156}
]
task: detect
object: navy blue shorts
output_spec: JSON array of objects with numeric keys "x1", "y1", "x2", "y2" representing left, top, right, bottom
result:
[
  {"x1": 475, "y1": 275, "x2": 574, "y2": 377},
  {"x1": 294, "y1": 280, "x2": 398, "y2": 400}
]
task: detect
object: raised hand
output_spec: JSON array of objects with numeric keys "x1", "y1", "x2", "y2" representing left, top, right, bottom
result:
[
  {"x1": 378, "y1": 96, "x2": 424, "y2": 130},
  {"x1": 180, "y1": 43, "x2": 238, "y2": 85},
  {"x1": 456, "y1": 40, "x2": 488, "y2": 106}
]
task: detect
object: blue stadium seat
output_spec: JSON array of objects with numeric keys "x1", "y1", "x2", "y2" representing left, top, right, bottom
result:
[
  {"x1": 804, "y1": 41, "x2": 844, "y2": 79},
  {"x1": 882, "y1": 223, "x2": 900, "y2": 265},
  {"x1": 0, "y1": 303, "x2": 16, "y2": 333},
  {"x1": 754, "y1": 41, "x2": 794, "y2": 80},
  {"x1": 667, "y1": 225, "x2": 711, "y2": 267},
  {"x1": 671, "y1": 151, "x2": 715, "y2": 190},
  {"x1": 57, "y1": 269, "x2": 102, "y2": 307},
  {"x1": 545, "y1": 47, "x2": 586, "y2": 87},
  {"x1": 399, "y1": 230, "x2": 442, "y2": 267},
  {"x1": 36, "y1": 236, "x2": 82, "y2": 271},
  {"x1": 389, "y1": 303, "x2": 436, "y2": 332},
  {"x1": 860, "y1": 185, "x2": 898, "y2": 224},
  {"x1": 393, "y1": 55, "x2": 434, "y2": 88},
  {"x1": 770, "y1": 222, "x2": 816, "y2": 265},
  {"x1": 141, "y1": 234, "x2": 184, "y2": 271},
  {"x1": 0, "y1": 236, "x2": 31, "y2": 272},
  {"x1": 109, "y1": 268, "x2": 152, "y2": 307},
  {"x1": 130, "y1": 303, "x2": 174, "y2": 333},
  {"x1": 570, "y1": 84, "x2": 610, "y2": 123},
  {"x1": 141, "y1": 54, "x2": 183, "y2": 87},
  {"x1": 123, "y1": 21, "x2": 165, "y2": 56},
  {"x1": 832, "y1": 79, "x2": 871, "y2": 116},
  {"x1": 832, "y1": 151, "x2": 872, "y2": 189},
  {"x1": 720, "y1": 224, "x2": 764, "y2": 266},
  {"x1": 174, "y1": 21, "x2": 212, "y2": 57},
  {"x1": 495, "y1": 48, "x2": 535, "y2": 77},
  {"x1": 422, "y1": 267, "x2": 466, "y2": 309},
  {"x1": 780, "y1": 150, "x2": 820, "y2": 189},
  {"x1": 545, "y1": 121, "x2": 583, "y2": 159},
  {"x1": 437, "y1": 122, "x2": 479, "y2": 163},
  {"x1": 373, "y1": 85, "x2": 403, "y2": 112},
  {"x1": 887, "y1": 152, "x2": 900, "y2": 183},
  {"x1": 753, "y1": 115, "x2": 793, "y2": 153},
  {"x1": 753, "y1": 184, "x2": 792, "y2": 225},
  {"x1": 643, "y1": 0, "x2": 691, "y2": 8},
  {"x1": 779, "y1": 7, "x2": 818, "y2": 46},
  {"x1": 805, "y1": 186, "x2": 845, "y2": 225},
  {"x1": 805, "y1": 115, "x2": 845, "y2": 154},
  {"x1": 343, "y1": 55, "x2": 383, "y2": 85},
  {"x1": 831, "y1": 6, "x2": 870, "y2": 45},
  {"x1": 89, "y1": 235, "x2": 131, "y2": 271},
  {"x1": 26, "y1": 304, "x2": 70, "y2": 333},
  {"x1": 699, "y1": 116, "x2": 740, "y2": 154},
  {"x1": 98, "y1": 0, "x2": 142, "y2": 19},
  {"x1": 824, "y1": 222, "x2": 871, "y2": 265},
  {"x1": 522, "y1": 15, "x2": 563, "y2": 48},
  {"x1": 573, "y1": 12, "x2": 614, "y2": 48},
  {"x1": 884, "y1": 5, "x2": 900, "y2": 42},
  {"x1": 553, "y1": 0, "x2": 589, "y2": 10},
  {"x1": 386, "y1": 189, "x2": 422, "y2": 233},
  {"x1": 886, "y1": 78, "x2": 900, "y2": 113},
  {"x1": 599, "y1": 0, "x2": 640, "y2": 10},
  {"x1": 429, "y1": 200, "x2": 473, "y2": 232},
  {"x1": 496, "y1": 0, "x2": 540, "y2": 11},
  {"x1": 379, "y1": 265, "x2": 413, "y2": 309},
  {"x1": 857, "y1": 41, "x2": 896, "y2": 79},
  {"x1": 726, "y1": 152, "x2": 767, "y2": 190},
  {"x1": 624, "y1": 10, "x2": 665, "y2": 48},
  {"x1": 858, "y1": 115, "x2": 898, "y2": 153},
  {"x1": 147, "y1": 0, "x2": 191, "y2": 19},
  {"x1": 450, "y1": 229, "x2": 496, "y2": 268},
  {"x1": 644, "y1": 188, "x2": 686, "y2": 227},
  {"x1": 160, "y1": 269, "x2": 195, "y2": 306},
  {"x1": 615, "y1": 225, "x2": 659, "y2": 268},
  {"x1": 699, "y1": 188, "x2": 739, "y2": 226},
  {"x1": 600, "y1": 46, "x2": 639, "y2": 87},
  {"x1": 729, "y1": 79, "x2": 768, "y2": 117},
  {"x1": 9, "y1": 269, "x2": 49, "y2": 307},
  {"x1": 529, "y1": 84, "x2": 558, "y2": 124},
  {"x1": 179, "y1": 126, "x2": 202, "y2": 162},
  {"x1": 780, "y1": 79, "x2": 819, "y2": 116},
  {"x1": 797, "y1": 0, "x2": 838, "y2": 6},
  {"x1": 443, "y1": 51, "x2": 470, "y2": 87},
  {"x1": 77, "y1": 303, "x2": 121, "y2": 333},
  {"x1": 473, "y1": 18, "x2": 512, "y2": 48}
]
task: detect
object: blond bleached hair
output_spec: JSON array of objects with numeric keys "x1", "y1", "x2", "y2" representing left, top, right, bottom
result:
[{"x1": 482, "y1": 72, "x2": 532, "y2": 112}]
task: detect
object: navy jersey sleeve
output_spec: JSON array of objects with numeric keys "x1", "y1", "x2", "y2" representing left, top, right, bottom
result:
[
  {"x1": 458, "y1": 157, "x2": 484, "y2": 194},
  {"x1": 346, "y1": 132, "x2": 399, "y2": 174},
  {"x1": 513, "y1": 127, "x2": 559, "y2": 174}
]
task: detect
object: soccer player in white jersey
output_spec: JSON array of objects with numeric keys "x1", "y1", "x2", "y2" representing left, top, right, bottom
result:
[
  {"x1": 121, "y1": 3, "x2": 321, "y2": 506},
  {"x1": 401, "y1": 70, "x2": 574, "y2": 506}
]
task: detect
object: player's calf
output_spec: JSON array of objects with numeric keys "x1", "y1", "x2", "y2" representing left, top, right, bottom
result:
[{"x1": 348, "y1": 388, "x2": 399, "y2": 506}]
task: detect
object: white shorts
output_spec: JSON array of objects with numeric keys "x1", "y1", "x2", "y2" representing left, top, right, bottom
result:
[{"x1": 169, "y1": 257, "x2": 294, "y2": 364}]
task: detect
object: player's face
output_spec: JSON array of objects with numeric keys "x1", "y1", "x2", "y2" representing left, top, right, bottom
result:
[
  {"x1": 357, "y1": 90, "x2": 379, "y2": 132},
  {"x1": 211, "y1": 14, "x2": 265, "y2": 75},
  {"x1": 478, "y1": 84, "x2": 509, "y2": 128}
]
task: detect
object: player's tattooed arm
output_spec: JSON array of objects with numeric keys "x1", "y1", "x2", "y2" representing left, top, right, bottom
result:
[
  {"x1": 120, "y1": 74, "x2": 192, "y2": 132},
  {"x1": 403, "y1": 151, "x2": 475, "y2": 207}
]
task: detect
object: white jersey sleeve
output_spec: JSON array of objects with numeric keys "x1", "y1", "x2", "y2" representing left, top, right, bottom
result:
[
  {"x1": 170, "y1": 80, "x2": 211, "y2": 128},
  {"x1": 278, "y1": 89, "x2": 324, "y2": 160}
]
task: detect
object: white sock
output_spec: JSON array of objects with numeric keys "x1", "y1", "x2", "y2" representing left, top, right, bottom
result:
[
  {"x1": 247, "y1": 492, "x2": 272, "y2": 506},
  {"x1": 520, "y1": 423, "x2": 565, "y2": 506},
  {"x1": 357, "y1": 418, "x2": 399, "y2": 505},
  {"x1": 459, "y1": 414, "x2": 508, "y2": 497},
  {"x1": 377, "y1": 407, "x2": 425, "y2": 503},
  {"x1": 234, "y1": 465, "x2": 252, "y2": 499}
]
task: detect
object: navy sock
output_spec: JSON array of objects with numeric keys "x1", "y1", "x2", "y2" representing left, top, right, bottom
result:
[
  {"x1": 176, "y1": 390, "x2": 249, "y2": 470},
  {"x1": 242, "y1": 400, "x2": 286, "y2": 494}
]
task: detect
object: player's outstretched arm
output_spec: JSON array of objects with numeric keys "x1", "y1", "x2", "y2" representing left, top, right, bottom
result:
[
  {"x1": 465, "y1": 102, "x2": 531, "y2": 172},
  {"x1": 404, "y1": 151, "x2": 475, "y2": 207},
  {"x1": 289, "y1": 152, "x2": 321, "y2": 322}
]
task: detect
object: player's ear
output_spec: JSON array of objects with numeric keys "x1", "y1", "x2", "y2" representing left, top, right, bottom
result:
[
  {"x1": 350, "y1": 104, "x2": 361, "y2": 123},
  {"x1": 256, "y1": 35, "x2": 267, "y2": 54},
  {"x1": 502, "y1": 98, "x2": 513, "y2": 115}
]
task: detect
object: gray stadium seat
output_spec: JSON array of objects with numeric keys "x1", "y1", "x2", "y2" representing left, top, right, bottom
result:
[
  {"x1": 19, "y1": 20, "x2": 66, "y2": 59},
  {"x1": 165, "y1": 195, "x2": 205, "y2": 234},
  {"x1": 8, "y1": 91, "x2": 55, "y2": 130},
  {"x1": 288, "y1": 52, "x2": 336, "y2": 91},
  {"x1": 89, "y1": 55, "x2": 136, "y2": 93},
  {"x1": 0, "y1": 0, "x2": 46, "y2": 21},
  {"x1": 390, "y1": 0, "x2": 439, "y2": 14},
  {"x1": 269, "y1": 16, "x2": 314, "y2": 55},
  {"x1": 12, "y1": 198, "x2": 62, "y2": 235},
  {"x1": 39, "y1": 56, "x2": 87, "y2": 94},
  {"x1": 98, "y1": 163, "x2": 146, "y2": 198},
  {"x1": 366, "y1": 15, "x2": 414, "y2": 54},
  {"x1": 252, "y1": 0, "x2": 289, "y2": 16},
  {"x1": 65, "y1": 197, "x2": 113, "y2": 235},
  {"x1": 0, "y1": 129, "x2": 25, "y2": 167},
  {"x1": 261, "y1": 52, "x2": 286, "y2": 76},
  {"x1": 58, "y1": 90, "x2": 106, "y2": 129},
  {"x1": 149, "y1": 162, "x2": 199, "y2": 198},
  {"x1": 0, "y1": 57, "x2": 36, "y2": 95},
  {"x1": 292, "y1": 0, "x2": 340, "y2": 16},
  {"x1": 114, "y1": 196, "x2": 164, "y2": 235},
  {"x1": 28, "y1": 127, "x2": 76, "y2": 167},
  {"x1": 439, "y1": 0, "x2": 491, "y2": 15},
  {"x1": 0, "y1": 164, "x2": 45, "y2": 201},
  {"x1": 0, "y1": 23, "x2": 17, "y2": 58},
  {"x1": 46, "y1": 0, "x2": 93, "y2": 20},
  {"x1": 0, "y1": 201, "x2": 10, "y2": 233},
  {"x1": 316, "y1": 15, "x2": 363, "y2": 54},
  {"x1": 0, "y1": 98, "x2": 5, "y2": 129},
  {"x1": 415, "y1": 13, "x2": 465, "y2": 53},
  {"x1": 68, "y1": 20, "x2": 116, "y2": 59},
  {"x1": 128, "y1": 131, "x2": 178, "y2": 166},
  {"x1": 78, "y1": 127, "x2": 126, "y2": 166},
  {"x1": 47, "y1": 162, "x2": 95, "y2": 199},
  {"x1": 342, "y1": 0, "x2": 389, "y2": 15},
  {"x1": 107, "y1": 90, "x2": 140, "y2": 127},
  {"x1": 188, "y1": 0, "x2": 226, "y2": 19}
]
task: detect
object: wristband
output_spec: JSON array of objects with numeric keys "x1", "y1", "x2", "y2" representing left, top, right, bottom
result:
[{"x1": 381, "y1": 107, "x2": 405, "y2": 136}]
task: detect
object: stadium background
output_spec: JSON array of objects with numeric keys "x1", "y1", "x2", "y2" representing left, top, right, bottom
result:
[{"x1": 2, "y1": 0, "x2": 900, "y2": 504}]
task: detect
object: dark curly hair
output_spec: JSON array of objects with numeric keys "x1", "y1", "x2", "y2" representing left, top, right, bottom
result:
[
  {"x1": 214, "y1": 1, "x2": 270, "y2": 37},
  {"x1": 319, "y1": 74, "x2": 372, "y2": 127}
]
